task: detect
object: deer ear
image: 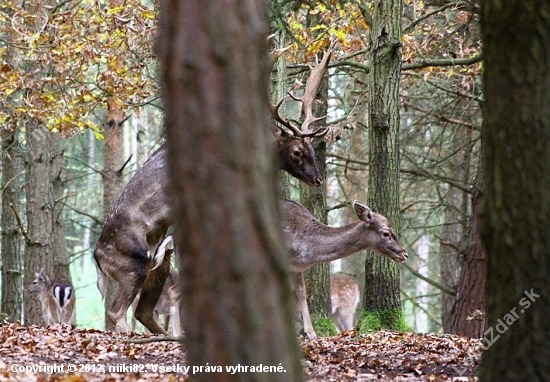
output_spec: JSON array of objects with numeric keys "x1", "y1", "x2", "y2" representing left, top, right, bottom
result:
[
  {"x1": 353, "y1": 201, "x2": 373, "y2": 223},
  {"x1": 270, "y1": 124, "x2": 282, "y2": 139},
  {"x1": 271, "y1": 124, "x2": 291, "y2": 143}
]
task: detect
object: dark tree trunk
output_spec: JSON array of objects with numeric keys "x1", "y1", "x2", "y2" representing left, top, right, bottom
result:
[
  {"x1": 450, "y1": 167, "x2": 485, "y2": 337},
  {"x1": 360, "y1": 0, "x2": 405, "y2": 330},
  {"x1": 1, "y1": 129, "x2": 24, "y2": 322},
  {"x1": 480, "y1": 1, "x2": 550, "y2": 380},
  {"x1": 101, "y1": 99, "x2": 125, "y2": 331},
  {"x1": 159, "y1": 0, "x2": 303, "y2": 380}
]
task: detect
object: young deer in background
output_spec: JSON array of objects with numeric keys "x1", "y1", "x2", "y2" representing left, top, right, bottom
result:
[
  {"x1": 93, "y1": 49, "x2": 332, "y2": 335},
  {"x1": 330, "y1": 274, "x2": 360, "y2": 333},
  {"x1": 27, "y1": 269, "x2": 75, "y2": 326},
  {"x1": 281, "y1": 199, "x2": 408, "y2": 340}
]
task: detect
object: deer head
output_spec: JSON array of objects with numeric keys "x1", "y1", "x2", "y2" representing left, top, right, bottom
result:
[
  {"x1": 269, "y1": 49, "x2": 331, "y2": 187},
  {"x1": 27, "y1": 269, "x2": 75, "y2": 326}
]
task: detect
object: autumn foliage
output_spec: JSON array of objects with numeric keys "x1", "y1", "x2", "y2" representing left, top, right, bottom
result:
[{"x1": 0, "y1": 0, "x2": 157, "y2": 136}]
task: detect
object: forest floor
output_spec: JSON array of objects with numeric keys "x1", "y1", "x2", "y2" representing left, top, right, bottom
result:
[{"x1": 0, "y1": 323, "x2": 481, "y2": 381}]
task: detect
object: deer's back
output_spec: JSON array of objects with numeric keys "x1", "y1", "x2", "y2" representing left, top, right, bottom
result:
[{"x1": 95, "y1": 144, "x2": 171, "y2": 262}]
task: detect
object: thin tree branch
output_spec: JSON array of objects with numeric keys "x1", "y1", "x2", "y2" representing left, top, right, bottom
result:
[
  {"x1": 402, "y1": 52, "x2": 482, "y2": 71},
  {"x1": 402, "y1": 262, "x2": 456, "y2": 296},
  {"x1": 117, "y1": 154, "x2": 133, "y2": 174},
  {"x1": 9, "y1": 203, "x2": 31, "y2": 243},
  {"x1": 60, "y1": 201, "x2": 103, "y2": 226}
]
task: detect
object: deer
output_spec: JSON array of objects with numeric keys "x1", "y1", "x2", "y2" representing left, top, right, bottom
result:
[
  {"x1": 93, "y1": 49, "x2": 332, "y2": 335},
  {"x1": 330, "y1": 274, "x2": 360, "y2": 333},
  {"x1": 281, "y1": 199, "x2": 408, "y2": 340},
  {"x1": 26, "y1": 269, "x2": 76, "y2": 326},
  {"x1": 131, "y1": 265, "x2": 182, "y2": 336}
]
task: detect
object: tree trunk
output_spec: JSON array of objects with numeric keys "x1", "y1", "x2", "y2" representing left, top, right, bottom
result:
[
  {"x1": 360, "y1": 0, "x2": 405, "y2": 330},
  {"x1": 24, "y1": 124, "x2": 63, "y2": 326},
  {"x1": 159, "y1": 0, "x2": 303, "y2": 380},
  {"x1": 1, "y1": 2, "x2": 25, "y2": 323},
  {"x1": 480, "y1": 1, "x2": 550, "y2": 380},
  {"x1": 50, "y1": 134, "x2": 70, "y2": 281},
  {"x1": 1, "y1": 129, "x2": 24, "y2": 322},
  {"x1": 300, "y1": 74, "x2": 333, "y2": 336},
  {"x1": 438, "y1": 191, "x2": 462, "y2": 332},
  {"x1": 450, "y1": 165, "x2": 485, "y2": 337},
  {"x1": 101, "y1": 99, "x2": 125, "y2": 331},
  {"x1": 439, "y1": 122, "x2": 471, "y2": 333},
  {"x1": 270, "y1": 31, "x2": 293, "y2": 201}
]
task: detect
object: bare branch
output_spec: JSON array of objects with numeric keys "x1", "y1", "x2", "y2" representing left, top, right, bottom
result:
[{"x1": 402, "y1": 52, "x2": 482, "y2": 71}]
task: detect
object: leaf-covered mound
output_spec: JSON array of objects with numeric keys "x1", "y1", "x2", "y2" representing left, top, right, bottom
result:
[{"x1": 0, "y1": 323, "x2": 481, "y2": 381}]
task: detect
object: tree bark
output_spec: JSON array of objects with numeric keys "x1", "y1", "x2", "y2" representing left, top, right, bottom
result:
[
  {"x1": 101, "y1": 99, "x2": 125, "y2": 331},
  {"x1": 450, "y1": 165, "x2": 485, "y2": 337},
  {"x1": 450, "y1": 166, "x2": 486, "y2": 338},
  {"x1": 360, "y1": 0, "x2": 405, "y2": 329},
  {"x1": 1, "y1": 130, "x2": 24, "y2": 322},
  {"x1": 438, "y1": 169, "x2": 465, "y2": 333},
  {"x1": 159, "y1": 0, "x2": 303, "y2": 380},
  {"x1": 480, "y1": 1, "x2": 550, "y2": 380},
  {"x1": 50, "y1": 134, "x2": 70, "y2": 281},
  {"x1": 1, "y1": 2, "x2": 25, "y2": 323},
  {"x1": 270, "y1": 31, "x2": 293, "y2": 201},
  {"x1": 300, "y1": 74, "x2": 332, "y2": 335},
  {"x1": 24, "y1": 124, "x2": 64, "y2": 326}
]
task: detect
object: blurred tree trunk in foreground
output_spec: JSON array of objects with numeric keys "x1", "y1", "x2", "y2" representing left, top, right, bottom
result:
[
  {"x1": 159, "y1": 0, "x2": 303, "y2": 381},
  {"x1": 480, "y1": 1, "x2": 550, "y2": 380}
]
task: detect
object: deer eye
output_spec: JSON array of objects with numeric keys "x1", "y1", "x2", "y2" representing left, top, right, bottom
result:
[
  {"x1": 292, "y1": 149, "x2": 303, "y2": 159},
  {"x1": 382, "y1": 231, "x2": 391, "y2": 238}
]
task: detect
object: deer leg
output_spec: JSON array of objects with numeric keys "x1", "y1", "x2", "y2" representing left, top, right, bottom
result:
[
  {"x1": 170, "y1": 302, "x2": 182, "y2": 337},
  {"x1": 108, "y1": 277, "x2": 143, "y2": 332},
  {"x1": 130, "y1": 294, "x2": 139, "y2": 332},
  {"x1": 293, "y1": 271, "x2": 317, "y2": 340},
  {"x1": 341, "y1": 308, "x2": 354, "y2": 332},
  {"x1": 134, "y1": 263, "x2": 170, "y2": 335},
  {"x1": 107, "y1": 260, "x2": 149, "y2": 332},
  {"x1": 163, "y1": 314, "x2": 170, "y2": 332},
  {"x1": 333, "y1": 310, "x2": 346, "y2": 333}
]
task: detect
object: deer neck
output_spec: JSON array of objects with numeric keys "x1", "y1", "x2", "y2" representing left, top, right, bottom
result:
[{"x1": 289, "y1": 221, "x2": 371, "y2": 272}]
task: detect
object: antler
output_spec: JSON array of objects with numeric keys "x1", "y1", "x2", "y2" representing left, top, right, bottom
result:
[
  {"x1": 288, "y1": 48, "x2": 332, "y2": 137},
  {"x1": 269, "y1": 48, "x2": 332, "y2": 138},
  {"x1": 269, "y1": 98, "x2": 304, "y2": 136}
]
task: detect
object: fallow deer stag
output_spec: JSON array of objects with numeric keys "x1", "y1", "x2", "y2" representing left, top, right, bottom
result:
[
  {"x1": 93, "y1": 50, "x2": 332, "y2": 334},
  {"x1": 27, "y1": 269, "x2": 76, "y2": 326},
  {"x1": 269, "y1": 48, "x2": 331, "y2": 187},
  {"x1": 330, "y1": 274, "x2": 360, "y2": 333},
  {"x1": 281, "y1": 199, "x2": 408, "y2": 340}
]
